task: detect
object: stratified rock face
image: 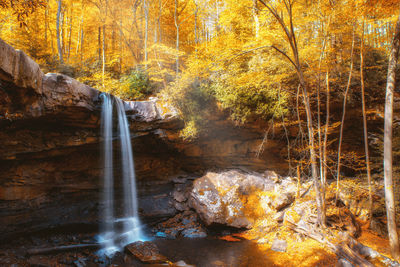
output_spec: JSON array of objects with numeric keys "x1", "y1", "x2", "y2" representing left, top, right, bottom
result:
[
  {"x1": 0, "y1": 38, "x2": 183, "y2": 239},
  {"x1": 0, "y1": 38, "x2": 289, "y2": 239}
]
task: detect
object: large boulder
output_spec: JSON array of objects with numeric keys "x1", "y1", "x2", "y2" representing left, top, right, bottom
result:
[{"x1": 189, "y1": 170, "x2": 298, "y2": 228}]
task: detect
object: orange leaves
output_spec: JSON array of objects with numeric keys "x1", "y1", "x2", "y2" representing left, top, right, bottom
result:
[{"x1": 0, "y1": 0, "x2": 46, "y2": 27}]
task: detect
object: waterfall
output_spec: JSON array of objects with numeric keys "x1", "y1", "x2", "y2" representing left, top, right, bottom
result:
[
  {"x1": 115, "y1": 97, "x2": 142, "y2": 245},
  {"x1": 99, "y1": 93, "x2": 143, "y2": 256},
  {"x1": 100, "y1": 93, "x2": 117, "y2": 254}
]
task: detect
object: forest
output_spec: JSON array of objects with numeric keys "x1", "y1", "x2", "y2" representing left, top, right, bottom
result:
[{"x1": 1, "y1": 0, "x2": 400, "y2": 266}]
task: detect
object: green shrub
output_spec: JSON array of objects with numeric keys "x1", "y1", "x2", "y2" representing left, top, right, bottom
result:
[{"x1": 119, "y1": 70, "x2": 154, "y2": 100}]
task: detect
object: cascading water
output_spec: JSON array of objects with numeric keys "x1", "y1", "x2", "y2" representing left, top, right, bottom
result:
[
  {"x1": 115, "y1": 97, "x2": 142, "y2": 244},
  {"x1": 99, "y1": 93, "x2": 117, "y2": 255},
  {"x1": 99, "y1": 93, "x2": 144, "y2": 256}
]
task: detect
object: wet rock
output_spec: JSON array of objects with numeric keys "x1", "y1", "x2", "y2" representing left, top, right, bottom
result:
[
  {"x1": 181, "y1": 228, "x2": 207, "y2": 238},
  {"x1": 173, "y1": 189, "x2": 187, "y2": 203},
  {"x1": 189, "y1": 170, "x2": 274, "y2": 228},
  {"x1": 271, "y1": 239, "x2": 287, "y2": 252},
  {"x1": 125, "y1": 241, "x2": 168, "y2": 264},
  {"x1": 28, "y1": 256, "x2": 58, "y2": 267},
  {"x1": 153, "y1": 211, "x2": 206, "y2": 239},
  {"x1": 73, "y1": 257, "x2": 87, "y2": 267},
  {"x1": 272, "y1": 192, "x2": 294, "y2": 211},
  {"x1": 190, "y1": 170, "x2": 298, "y2": 228},
  {"x1": 172, "y1": 182, "x2": 192, "y2": 212}
]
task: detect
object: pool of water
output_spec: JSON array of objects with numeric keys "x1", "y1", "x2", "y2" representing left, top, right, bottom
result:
[{"x1": 142, "y1": 238, "x2": 276, "y2": 267}]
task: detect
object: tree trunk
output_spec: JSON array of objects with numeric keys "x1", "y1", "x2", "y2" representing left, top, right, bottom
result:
[
  {"x1": 360, "y1": 21, "x2": 373, "y2": 224},
  {"x1": 56, "y1": 0, "x2": 64, "y2": 64},
  {"x1": 80, "y1": 29, "x2": 84, "y2": 67},
  {"x1": 144, "y1": 0, "x2": 148, "y2": 70},
  {"x1": 383, "y1": 13, "x2": 400, "y2": 262},
  {"x1": 253, "y1": 0, "x2": 259, "y2": 38},
  {"x1": 67, "y1": 8, "x2": 73, "y2": 63},
  {"x1": 102, "y1": 25, "x2": 106, "y2": 87},
  {"x1": 45, "y1": 0, "x2": 49, "y2": 46},
  {"x1": 61, "y1": 8, "x2": 65, "y2": 55},
  {"x1": 336, "y1": 27, "x2": 355, "y2": 204},
  {"x1": 158, "y1": 0, "x2": 162, "y2": 43},
  {"x1": 279, "y1": 85, "x2": 291, "y2": 174},
  {"x1": 194, "y1": 4, "x2": 198, "y2": 52},
  {"x1": 98, "y1": 27, "x2": 101, "y2": 63},
  {"x1": 323, "y1": 70, "x2": 330, "y2": 196},
  {"x1": 302, "y1": 81, "x2": 325, "y2": 226},
  {"x1": 174, "y1": 0, "x2": 179, "y2": 77}
]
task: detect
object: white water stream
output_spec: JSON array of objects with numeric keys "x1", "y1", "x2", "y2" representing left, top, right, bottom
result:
[{"x1": 99, "y1": 93, "x2": 143, "y2": 256}]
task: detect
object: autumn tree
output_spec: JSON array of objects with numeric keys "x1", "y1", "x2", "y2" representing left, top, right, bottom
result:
[
  {"x1": 257, "y1": 0, "x2": 325, "y2": 225},
  {"x1": 0, "y1": 0, "x2": 46, "y2": 27}
]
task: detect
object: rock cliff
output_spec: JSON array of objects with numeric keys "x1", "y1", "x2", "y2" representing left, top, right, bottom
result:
[{"x1": 0, "y1": 38, "x2": 288, "y2": 239}]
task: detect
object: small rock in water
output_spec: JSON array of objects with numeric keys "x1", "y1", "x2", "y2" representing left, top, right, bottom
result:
[
  {"x1": 155, "y1": 231, "x2": 167, "y2": 238},
  {"x1": 181, "y1": 228, "x2": 207, "y2": 238},
  {"x1": 73, "y1": 257, "x2": 87, "y2": 267},
  {"x1": 125, "y1": 241, "x2": 168, "y2": 264},
  {"x1": 271, "y1": 239, "x2": 287, "y2": 252}
]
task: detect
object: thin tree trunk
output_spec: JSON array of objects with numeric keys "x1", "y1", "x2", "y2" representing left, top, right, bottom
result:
[
  {"x1": 80, "y1": 29, "x2": 84, "y2": 67},
  {"x1": 102, "y1": 0, "x2": 108, "y2": 86},
  {"x1": 67, "y1": 8, "x2": 73, "y2": 63},
  {"x1": 317, "y1": 35, "x2": 326, "y2": 188},
  {"x1": 102, "y1": 25, "x2": 106, "y2": 87},
  {"x1": 76, "y1": 15, "x2": 83, "y2": 55},
  {"x1": 61, "y1": 9, "x2": 65, "y2": 55},
  {"x1": 253, "y1": 0, "x2": 259, "y2": 38},
  {"x1": 56, "y1": 0, "x2": 64, "y2": 64},
  {"x1": 317, "y1": 41, "x2": 327, "y2": 218},
  {"x1": 174, "y1": 0, "x2": 179, "y2": 77},
  {"x1": 154, "y1": 18, "x2": 157, "y2": 43},
  {"x1": 194, "y1": 4, "x2": 198, "y2": 52},
  {"x1": 98, "y1": 27, "x2": 101, "y2": 62},
  {"x1": 383, "y1": 13, "x2": 400, "y2": 262},
  {"x1": 158, "y1": 0, "x2": 162, "y2": 43},
  {"x1": 336, "y1": 27, "x2": 355, "y2": 204},
  {"x1": 45, "y1": 0, "x2": 48, "y2": 45},
  {"x1": 279, "y1": 84, "x2": 291, "y2": 174},
  {"x1": 302, "y1": 81, "x2": 325, "y2": 226},
  {"x1": 360, "y1": 21, "x2": 373, "y2": 225},
  {"x1": 119, "y1": 17, "x2": 123, "y2": 73},
  {"x1": 323, "y1": 69, "x2": 330, "y2": 195},
  {"x1": 144, "y1": 0, "x2": 148, "y2": 70},
  {"x1": 296, "y1": 84, "x2": 305, "y2": 148}
]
